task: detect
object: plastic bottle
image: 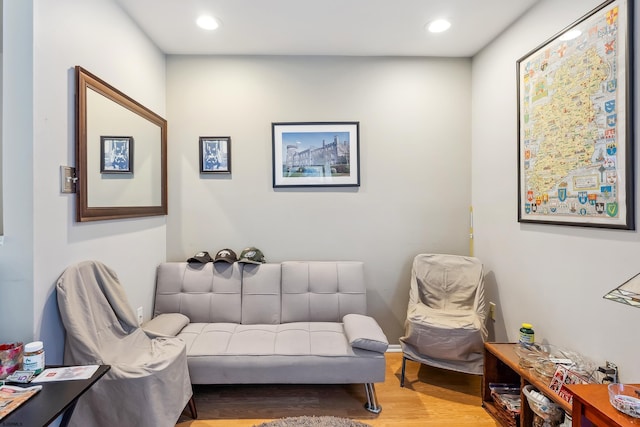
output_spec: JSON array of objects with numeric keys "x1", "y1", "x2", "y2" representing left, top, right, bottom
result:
[
  {"x1": 519, "y1": 323, "x2": 535, "y2": 345},
  {"x1": 23, "y1": 341, "x2": 45, "y2": 374}
]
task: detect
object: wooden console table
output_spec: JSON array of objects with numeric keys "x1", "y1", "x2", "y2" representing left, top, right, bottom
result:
[
  {"x1": 483, "y1": 342, "x2": 571, "y2": 427},
  {"x1": 567, "y1": 383, "x2": 640, "y2": 427}
]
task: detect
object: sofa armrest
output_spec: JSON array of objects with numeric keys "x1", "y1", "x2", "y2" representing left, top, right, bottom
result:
[
  {"x1": 343, "y1": 313, "x2": 389, "y2": 353},
  {"x1": 141, "y1": 313, "x2": 190, "y2": 338}
]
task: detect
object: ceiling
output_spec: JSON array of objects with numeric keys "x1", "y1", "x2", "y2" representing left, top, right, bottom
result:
[{"x1": 113, "y1": 0, "x2": 540, "y2": 57}]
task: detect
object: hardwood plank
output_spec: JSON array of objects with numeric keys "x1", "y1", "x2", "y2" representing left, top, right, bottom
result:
[{"x1": 176, "y1": 352, "x2": 498, "y2": 426}]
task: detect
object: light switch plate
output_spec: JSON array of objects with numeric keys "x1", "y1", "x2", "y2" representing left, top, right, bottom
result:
[{"x1": 60, "y1": 166, "x2": 77, "y2": 193}]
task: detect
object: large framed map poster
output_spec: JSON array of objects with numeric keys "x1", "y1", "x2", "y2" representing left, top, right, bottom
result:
[{"x1": 517, "y1": 0, "x2": 634, "y2": 229}]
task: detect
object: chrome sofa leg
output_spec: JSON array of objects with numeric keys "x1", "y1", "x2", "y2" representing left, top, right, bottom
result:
[{"x1": 363, "y1": 383, "x2": 382, "y2": 414}]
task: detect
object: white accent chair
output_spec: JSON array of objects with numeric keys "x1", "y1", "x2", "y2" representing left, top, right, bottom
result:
[
  {"x1": 56, "y1": 260, "x2": 195, "y2": 427},
  {"x1": 399, "y1": 254, "x2": 488, "y2": 386}
]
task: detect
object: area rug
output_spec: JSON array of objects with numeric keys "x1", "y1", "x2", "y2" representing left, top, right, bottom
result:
[{"x1": 252, "y1": 416, "x2": 373, "y2": 427}]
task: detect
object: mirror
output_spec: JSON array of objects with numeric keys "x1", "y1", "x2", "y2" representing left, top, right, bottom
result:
[{"x1": 76, "y1": 66, "x2": 167, "y2": 221}]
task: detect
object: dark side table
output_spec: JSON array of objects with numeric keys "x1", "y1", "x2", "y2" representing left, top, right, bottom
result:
[{"x1": 1, "y1": 365, "x2": 110, "y2": 427}]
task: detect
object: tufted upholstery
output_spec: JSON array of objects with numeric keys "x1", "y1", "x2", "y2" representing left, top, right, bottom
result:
[
  {"x1": 153, "y1": 261, "x2": 367, "y2": 324},
  {"x1": 241, "y1": 263, "x2": 282, "y2": 324},
  {"x1": 150, "y1": 261, "x2": 387, "y2": 386},
  {"x1": 154, "y1": 262, "x2": 242, "y2": 323},
  {"x1": 281, "y1": 261, "x2": 367, "y2": 322}
]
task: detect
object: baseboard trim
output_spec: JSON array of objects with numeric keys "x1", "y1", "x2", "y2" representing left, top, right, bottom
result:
[{"x1": 386, "y1": 344, "x2": 401, "y2": 353}]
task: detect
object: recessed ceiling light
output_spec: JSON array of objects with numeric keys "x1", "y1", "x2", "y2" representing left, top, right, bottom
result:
[
  {"x1": 427, "y1": 19, "x2": 451, "y2": 33},
  {"x1": 196, "y1": 15, "x2": 219, "y2": 31},
  {"x1": 559, "y1": 29, "x2": 582, "y2": 41}
]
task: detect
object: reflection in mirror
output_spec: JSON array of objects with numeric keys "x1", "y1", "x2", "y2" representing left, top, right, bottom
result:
[{"x1": 76, "y1": 66, "x2": 167, "y2": 221}]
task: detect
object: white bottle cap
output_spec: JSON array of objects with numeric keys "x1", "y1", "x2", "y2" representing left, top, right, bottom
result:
[{"x1": 25, "y1": 341, "x2": 43, "y2": 352}]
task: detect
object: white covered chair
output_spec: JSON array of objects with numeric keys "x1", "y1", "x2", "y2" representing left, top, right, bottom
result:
[
  {"x1": 399, "y1": 254, "x2": 487, "y2": 385},
  {"x1": 56, "y1": 260, "x2": 195, "y2": 427}
]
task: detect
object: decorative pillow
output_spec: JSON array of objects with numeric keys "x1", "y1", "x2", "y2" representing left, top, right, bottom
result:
[
  {"x1": 141, "y1": 313, "x2": 190, "y2": 338},
  {"x1": 343, "y1": 313, "x2": 389, "y2": 353}
]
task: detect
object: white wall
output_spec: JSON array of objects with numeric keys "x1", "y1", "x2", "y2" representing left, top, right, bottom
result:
[
  {"x1": 0, "y1": 0, "x2": 167, "y2": 364},
  {"x1": 166, "y1": 55, "x2": 473, "y2": 341},
  {"x1": 11, "y1": 0, "x2": 631, "y2": 384},
  {"x1": 0, "y1": 0, "x2": 34, "y2": 343},
  {"x1": 472, "y1": 0, "x2": 640, "y2": 380}
]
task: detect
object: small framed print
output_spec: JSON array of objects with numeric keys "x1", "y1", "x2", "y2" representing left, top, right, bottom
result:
[
  {"x1": 100, "y1": 136, "x2": 133, "y2": 173},
  {"x1": 200, "y1": 137, "x2": 231, "y2": 174}
]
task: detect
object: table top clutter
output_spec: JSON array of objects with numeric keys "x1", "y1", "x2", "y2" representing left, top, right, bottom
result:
[{"x1": 0, "y1": 365, "x2": 110, "y2": 427}]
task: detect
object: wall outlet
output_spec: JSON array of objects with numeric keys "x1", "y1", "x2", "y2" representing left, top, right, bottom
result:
[
  {"x1": 606, "y1": 361, "x2": 618, "y2": 383},
  {"x1": 489, "y1": 302, "x2": 496, "y2": 320},
  {"x1": 136, "y1": 306, "x2": 144, "y2": 325}
]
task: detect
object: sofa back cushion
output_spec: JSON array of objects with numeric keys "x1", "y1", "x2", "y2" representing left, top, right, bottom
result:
[
  {"x1": 154, "y1": 262, "x2": 242, "y2": 323},
  {"x1": 153, "y1": 261, "x2": 367, "y2": 325},
  {"x1": 281, "y1": 261, "x2": 367, "y2": 323},
  {"x1": 241, "y1": 263, "x2": 282, "y2": 324}
]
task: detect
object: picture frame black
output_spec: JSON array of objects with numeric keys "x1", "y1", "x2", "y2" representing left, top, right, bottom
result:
[
  {"x1": 100, "y1": 136, "x2": 133, "y2": 174},
  {"x1": 272, "y1": 121, "x2": 360, "y2": 188},
  {"x1": 199, "y1": 137, "x2": 231, "y2": 174},
  {"x1": 516, "y1": 0, "x2": 634, "y2": 229}
]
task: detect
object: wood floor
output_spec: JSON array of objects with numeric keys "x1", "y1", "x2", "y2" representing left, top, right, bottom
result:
[{"x1": 176, "y1": 352, "x2": 498, "y2": 427}]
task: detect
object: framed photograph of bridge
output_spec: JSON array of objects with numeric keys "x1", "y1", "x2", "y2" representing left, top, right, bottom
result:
[
  {"x1": 272, "y1": 122, "x2": 360, "y2": 188},
  {"x1": 516, "y1": 0, "x2": 634, "y2": 229}
]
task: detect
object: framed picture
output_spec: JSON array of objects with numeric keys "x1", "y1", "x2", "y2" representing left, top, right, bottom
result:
[
  {"x1": 272, "y1": 122, "x2": 360, "y2": 188},
  {"x1": 100, "y1": 136, "x2": 133, "y2": 173},
  {"x1": 517, "y1": 0, "x2": 634, "y2": 229},
  {"x1": 199, "y1": 137, "x2": 231, "y2": 174}
]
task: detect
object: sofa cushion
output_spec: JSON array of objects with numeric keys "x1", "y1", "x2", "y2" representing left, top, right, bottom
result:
[
  {"x1": 180, "y1": 322, "x2": 352, "y2": 356},
  {"x1": 241, "y1": 263, "x2": 282, "y2": 324},
  {"x1": 178, "y1": 321, "x2": 387, "y2": 384},
  {"x1": 154, "y1": 262, "x2": 242, "y2": 323},
  {"x1": 343, "y1": 314, "x2": 389, "y2": 353},
  {"x1": 142, "y1": 313, "x2": 190, "y2": 338},
  {"x1": 281, "y1": 261, "x2": 367, "y2": 323}
]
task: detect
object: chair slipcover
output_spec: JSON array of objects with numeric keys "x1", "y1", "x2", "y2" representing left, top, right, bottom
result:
[
  {"x1": 56, "y1": 260, "x2": 192, "y2": 427},
  {"x1": 399, "y1": 254, "x2": 487, "y2": 375}
]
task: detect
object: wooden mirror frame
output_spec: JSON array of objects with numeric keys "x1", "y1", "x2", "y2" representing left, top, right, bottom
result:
[{"x1": 75, "y1": 66, "x2": 167, "y2": 221}]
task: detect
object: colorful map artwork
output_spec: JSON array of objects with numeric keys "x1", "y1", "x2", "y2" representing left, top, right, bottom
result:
[{"x1": 519, "y1": 3, "x2": 628, "y2": 225}]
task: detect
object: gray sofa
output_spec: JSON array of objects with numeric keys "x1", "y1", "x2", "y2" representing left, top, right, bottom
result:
[{"x1": 144, "y1": 260, "x2": 389, "y2": 413}]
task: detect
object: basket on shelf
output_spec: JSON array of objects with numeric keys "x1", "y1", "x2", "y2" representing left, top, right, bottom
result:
[
  {"x1": 493, "y1": 401, "x2": 520, "y2": 427},
  {"x1": 490, "y1": 384, "x2": 521, "y2": 427},
  {"x1": 523, "y1": 385, "x2": 564, "y2": 427}
]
